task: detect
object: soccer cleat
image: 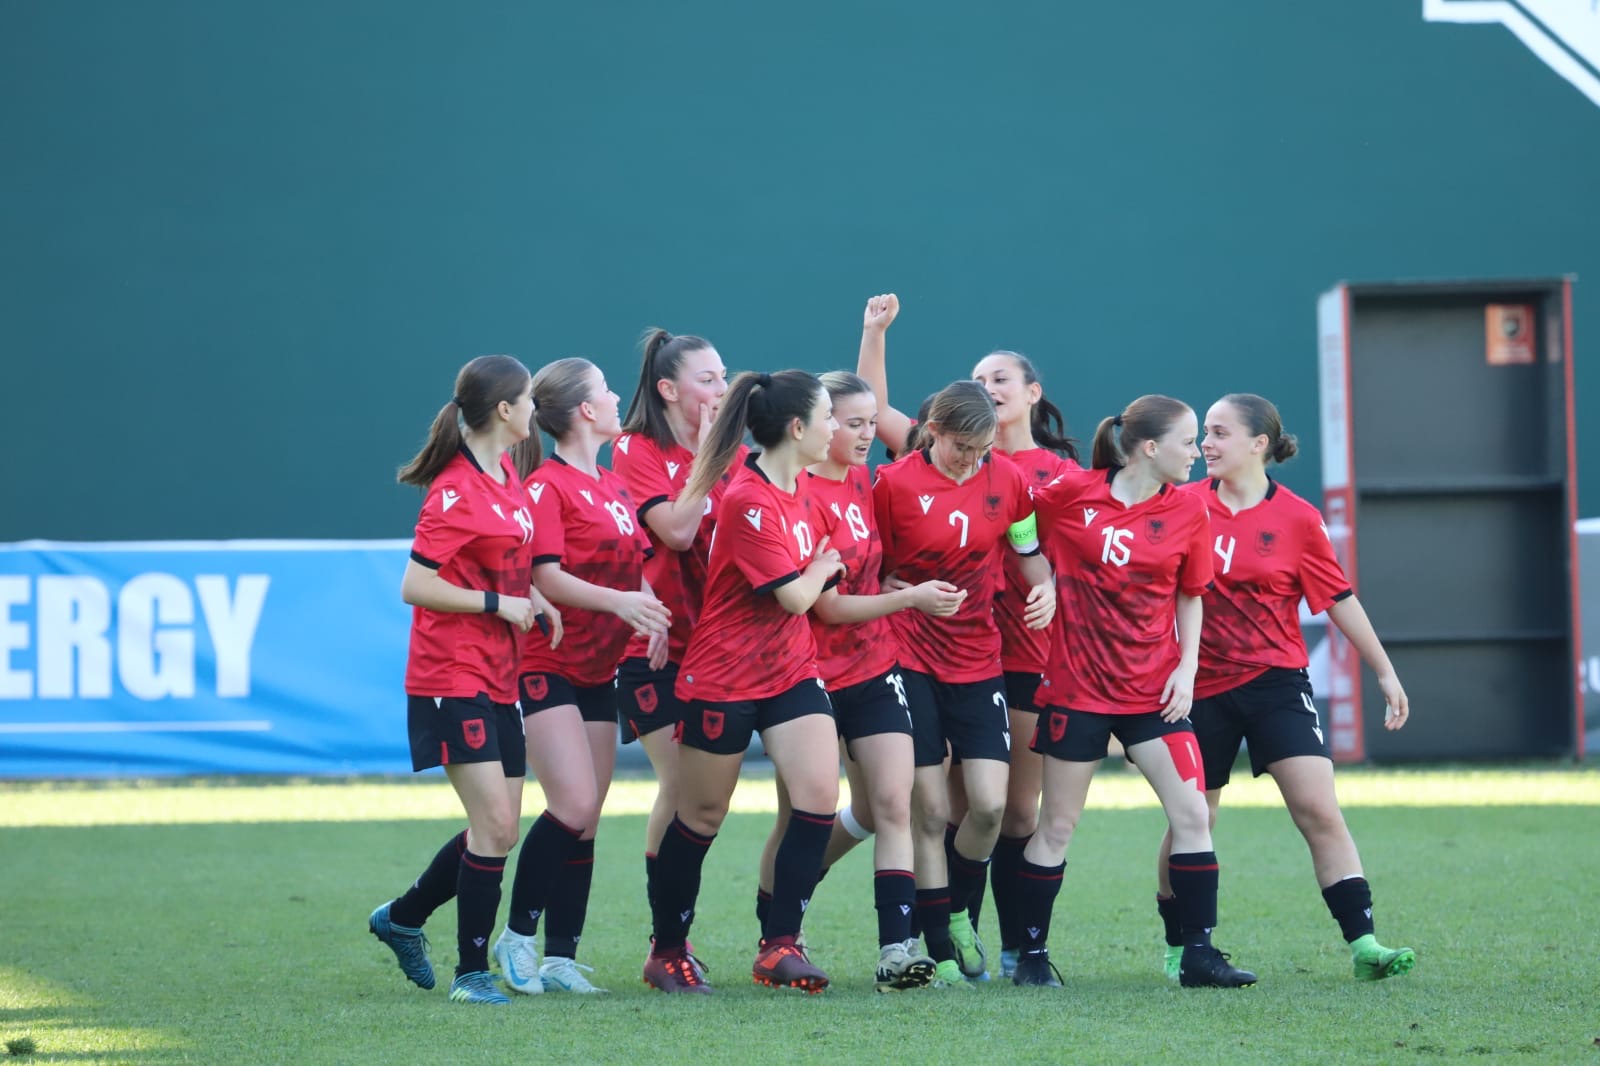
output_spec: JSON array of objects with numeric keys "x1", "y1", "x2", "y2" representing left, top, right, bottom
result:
[
  {"x1": 752, "y1": 936, "x2": 829, "y2": 994},
  {"x1": 1164, "y1": 945, "x2": 1183, "y2": 982},
  {"x1": 929, "y1": 958, "x2": 972, "y2": 989},
  {"x1": 492, "y1": 927, "x2": 544, "y2": 995},
  {"x1": 947, "y1": 914, "x2": 989, "y2": 979},
  {"x1": 875, "y1": 939, "x2": 937, "y2": 992},
  {"x1": 1012, "y1": 949, "x2": 1063, "y2": 987},
  {"x1": 540, "y1": 956, "x2": 608, "y2": 993},
  {"x1": 999, "y1": 948, "x2": 1019, "y2": 980},
  {"x1": 1350, "y1": 935, "x2": 1416, "y2": 981},
  {"x1": 448, "y1": 970, "x2": 511, "y2": 1005},
  {"x1": 368, "y1": 901, "x2": 435, "y2": 990},
  {"x1": 1179, "y1": 945, "x2": 1258, "y2": 988},
  {"x1": 643, "y1": 947, "x2": 714, "y2": 994}
]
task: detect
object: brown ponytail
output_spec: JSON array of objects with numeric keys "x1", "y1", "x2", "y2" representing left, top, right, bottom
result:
[{"x1": 399, "y1": 354, "x2": 531, "y2": 487}]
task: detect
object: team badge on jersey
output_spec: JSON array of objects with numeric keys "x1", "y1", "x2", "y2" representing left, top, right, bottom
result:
[
  {"x1": 702, "y1": 709, "x2": 724, "y2": 741},
  {"x1": 1145, "y1": 517, "x2": 1167, "y2": 543},
  {"x1": 984, "y1": 494, "x2": 1002, "y2": 520},
  {"x1": 462, "y1": 718, "x2": 487, "y2": 750},
  {"x1": 1255, "y1": 529, "x2": 1280, "y2": 556},
  {"x1": 636, "y1": 684, "x2": 658, "y2": 714}
]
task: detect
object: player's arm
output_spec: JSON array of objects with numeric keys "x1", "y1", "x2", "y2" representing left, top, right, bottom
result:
[
  {"x1": 771, "y1": 537, "x2": 848, "y2": 615},
  {"x1": 1159, "y1": 592, "x2": 1203, "y2": 722},
  {"x1": 531, "y1": 562, "x2": 669, "y2": 638},
  {"x1": 642, "y1": 481, "x2": 714, "y2": 553},
  {"x1": 1008, "y1": 511, "x2": 1055, "y2": 629},
  {"x1": 854, "y1": 293, "x2": 914, "y2": 455},
  {"x1": 812, "y1": 579, "x2": 966, "y2": 625},
  {"x1": 401, "y1": 559, "x2": 536, "y2": 631},
  {"x1": 1326, "y1": 596, "x2": 1409, "y2": 730}
]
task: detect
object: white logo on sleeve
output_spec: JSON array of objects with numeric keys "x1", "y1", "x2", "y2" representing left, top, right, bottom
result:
[
  {"x1": 528, "y1": 483, "x2": 546, "y2": 504},
  {"x1": 491, "y1": 504, "x2": 505, "y2": 520},
  {"x1": 441, "y1": 489, "x2": 460, "y2": 512},
  {"x1": 1083, "y1": 507, "x2": 1098, "y2": 527},
  {"x1": 615, "y1": 435, "x2": 630, "y2": 454},
  {"x1": 830, "y1": 502, "x2": 842, "y2": 519},
  {"x1": 745, "y1": 507, "x2": 763, "y2": 531},
  {"x1": 666, "y1": 461, "x2": 681, "y2": 479},
  {"x1": 579, "y1": 489, "x2": 594, "y2": 505},
  {"x1": 918, "y1": 494, "x2": 935, "y2": 514}
]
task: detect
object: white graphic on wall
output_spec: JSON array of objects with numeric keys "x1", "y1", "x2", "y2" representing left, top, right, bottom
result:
[{"x1": 1425, "y1": 0, "x2": 1600, "y2": 107}]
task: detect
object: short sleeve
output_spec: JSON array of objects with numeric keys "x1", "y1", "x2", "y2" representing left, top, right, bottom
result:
[
  {"x1": 611, "y1": 435, "x2": 675, "y2": 518},
  {"x1": 1297, "y1": 510, "x2": 1353, "y2": 614},
  {"x1": 411, "y1": 478, "x2": 476, "y2": 570},
  {"x1": 525, "y1": 476, "x2": 565, "y2": 566},
  {"x1": 1007, "y1": 463, "x2": 1034, "y2": 525},
  {"x1": 1177, "y1": 499, "x2": 1215, "y2": 597},
  {"x1": 871, "y1": 467, "x2": 897, "y2": 563},
  {"x1": 725, "y1": 490, "x2": 803, "y2": 595}
]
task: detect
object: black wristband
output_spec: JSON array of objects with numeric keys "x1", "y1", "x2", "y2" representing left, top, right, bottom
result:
[{"x1": 483, "y1": 590, "x2": 499, "y2": 614}]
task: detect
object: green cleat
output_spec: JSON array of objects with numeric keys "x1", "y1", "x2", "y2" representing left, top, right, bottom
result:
[
  {"x1": 1164, "y1": 945, "x2": 1183, "y2": 982},
  {"x1": 947, "y1": 914, "x2": 988, "y2": 979},
  {"x1": 1351, "y1": 935, "x2": 1416, "y2": 981},
  {"x1": 930, "y1": 958, "x2": 972, "y2": 989}
]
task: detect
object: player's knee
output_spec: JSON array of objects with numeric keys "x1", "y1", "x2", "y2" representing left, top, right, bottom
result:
[
  {"x1": 867, "y1": 786, "x2": 910, "y2": 833},
  {"x1": 1000, "y1": 805, "x2": 1039, "y2": 839},
  {"x1": 1165, "y1": 793, "x2": 1210, "y2": 840},
  {"x1": 1290, "y1": 797, "x2": 1346, "y2": 842},
  {"x1": 1033, "y1": 802, "x2": 1079, "y2": 853},
  {"x1": 964, "y1": 796, "x2": 1005, "y2": 837}
]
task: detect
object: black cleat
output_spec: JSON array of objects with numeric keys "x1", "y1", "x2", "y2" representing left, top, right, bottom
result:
[
  {"x1": 1012, "y1": 949, "x2": 1063, "y2": 987},
  {"x1": 1179, "y1": 945, "x2": 1257, "y2": 988}
]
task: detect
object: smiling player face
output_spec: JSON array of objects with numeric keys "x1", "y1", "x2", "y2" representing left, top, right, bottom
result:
[{"x1": 826, "y1": 390, "x2": 879, "y2": 468}]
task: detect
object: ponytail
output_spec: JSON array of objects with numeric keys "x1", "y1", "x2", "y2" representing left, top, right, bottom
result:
[
  {"x1": 1091, "y1": 395, "x2": 1191, "y2": 471},
  {"x1": 398, "y1": 401, "x2": 466, "y2": 487},
  {"x1": 399, "y1": 354, "x2": 531, "y2": 487},
  {"x1": 683, "y1": 369, "x2": 823, "y2": 500},
  {"x1": 1030, "y1": 395, "x2": 1080, "y2": 462},
  {"x1": 622, "y1": 327, "x2": 714, "y2": 449}
]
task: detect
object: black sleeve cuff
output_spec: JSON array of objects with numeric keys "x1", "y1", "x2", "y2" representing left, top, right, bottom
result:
[
  {"x1": 410, "y1": 550, "x2": 442, "y2": 570},
  {"x1": 752, "y1": 571, "x2": 802, "y2": 596},
  {"x1": 637, "y1": 495, "x2": 670, "y2": 520},
  {"x1": 822, "y1": 571, "x2": 843, "y2": 592},
  {"x1": 1330, "y1": 588, "x2": 1355, "y2": 603},
  {"x1": 531, "y1": 554, "x2": 562, "y2": 567}
]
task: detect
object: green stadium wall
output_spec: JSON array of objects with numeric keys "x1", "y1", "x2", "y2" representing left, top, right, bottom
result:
[{"x1": 3, "y1": 1, "x2": 1596, "y2": 541}]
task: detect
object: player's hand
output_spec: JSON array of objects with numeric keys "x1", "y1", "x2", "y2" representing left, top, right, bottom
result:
[
  {"x1": 1023, "y1": 580, "x2": 1056, "y2": 629},
  {"x1": 696, "y1": 401, "x2": 716, "y2": 444},
  {"x1": 909, "y1": 579, "x2": 966, "y2": 617},
  {"x1": 1159, "y1": 664, "x2": 1196, "y2": 722},
  {"x1": 528, "y1": 586, "x2": 563, "y2": 648},
  {"x1": 810, "y1": 536, "x2": 846, "y2": 581},
  {"x1": 1379, "y1": 673, "x2": 1409, "y2": 730},
  {"x1": 862, "y1": 293, "x2": 899, "y2": 334},
  {"x1": 497, "y1": 595, "x2": 537, "y2": 633},
  {"x1": 646, "y1": 627, "x2": 670, "y2": 671},
  {"x1": 881, "y1": 573, "x2": 912, "y2": 593},
  {"x1": 614, "y1": 589, "x2": 671, "y2": 638}
]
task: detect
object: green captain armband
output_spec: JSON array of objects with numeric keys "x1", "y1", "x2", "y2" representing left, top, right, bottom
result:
[{"x1": 1007, "y1": 512, "x2": 1039, "y2": 552}]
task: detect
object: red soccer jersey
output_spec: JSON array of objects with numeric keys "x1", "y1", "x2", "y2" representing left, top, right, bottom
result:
[
  {"x1": 518, "y1": 455, "x2": 655, "y2": 687},
  {"x1": 677, "y1": 455, "x2": 825, "y2": 702},
  {"x1": 1186, "y1": 478, "x2": 1353, "y2": 699},
  {"x1": 610, "y1": 432, "x2": 746, "y2": 662},
  {"x1": 404, "y1": 448, "x2": 536, "y2": 704},
  {"x1": 873, "y1": 449, "x2": 1035, "y2": 684},
  {"x1": 805, "y1": 465, "x2": 899, "y2": 690},
  {"x1": 995, "y1": 447, "x2": 1082, "y2": 674},
  {"x1": 1034, "y1": 467, "x2": 1213, "y2": 715}
]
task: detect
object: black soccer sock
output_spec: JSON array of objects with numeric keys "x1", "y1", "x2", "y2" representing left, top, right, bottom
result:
[
  {"x1": 507, "y1": 811, "x2": 584, "y2": 937},
  {"x1": 1321, "y1": 875, "x2": 1376, "y2": 943},
  {"x1": 874, "y1": 869, "x2": 917, "y2": 947},
  {"x1": 768, "y1": 808, "x2": 834, "y2": 940},
  {"x1": 644, "y1": 851, "x2": 659, "y2": 914},
  {"x1": 455, "y1": 850, "x2": 506, "y2": 976},
  {"x1": 389, "y1": 829, "x2": 465, "y2": 928},
  {"x1": 755, "y1": 887, "x2": 773, "y2": 931},
  {"x1": 544, "y1": 837, "x2": 596, "y2": 960},
  {"x1": 1169, "y1": 851, "x2": 1220, "y2": 950},
  {"x1": 1156, "y1": 893, "x2": 1183, "y2": 948},
  {"x1": 1013, "y1": 858, "x2": 1065, "y2": 951},
  {"x1": 917, "y1": 887, "x2": 955, "y2": 962},
  {"x1": 650, "y1": 816, "x2": 715, "y2": 953},
  {"x1": 948, "y1": 846, "x2": 990, "y2": 924},
  {"x1": 990, "y1": 833, "x2": 1029, "y2": 951}
]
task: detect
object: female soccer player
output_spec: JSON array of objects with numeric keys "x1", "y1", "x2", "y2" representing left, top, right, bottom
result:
[
  {"x1": 610, "y1": 328, "x2": 738, "y2": 964},
  {"x1": 859, "y1": 328, "x2": 1056, "y2": 987},
  {"x1": 644, "y1": 370, "x2": 846, "y2": 995},
  {"x1": 1014, "y1": 394, "x2": 1255, "y2": 989},
  {"x1": 368, "y1": 354, "x2": 560, "y2": 1006},
  {"x1": 757, "y1": 365, "x2": 967, "y2": 991},
  {"x1": 493, "y1": 358, "x2": 672, "y2": 996},
  {"x1": 1151, "y1": 393, "x2": 1414, "y2": 982},
  {"x1": 970, "y1": 348, "x2": 1081, "y2": 980}
]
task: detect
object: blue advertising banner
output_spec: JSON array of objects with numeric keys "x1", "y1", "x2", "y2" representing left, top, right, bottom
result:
[{"x1": 0, "y1": 540, "x2": 415, "y2": 777}]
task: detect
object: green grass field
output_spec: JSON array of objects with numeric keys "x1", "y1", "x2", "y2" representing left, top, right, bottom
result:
[{"x1": 3, "y1": 766, "x2": 1598, "y2": 1064}]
